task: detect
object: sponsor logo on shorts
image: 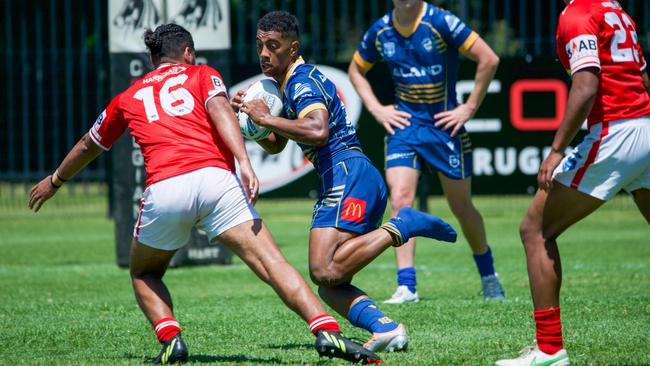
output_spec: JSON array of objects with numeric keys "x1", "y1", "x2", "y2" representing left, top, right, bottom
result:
[{"x1": 341, "y1": 197, "x2": 367, "y2": 223}]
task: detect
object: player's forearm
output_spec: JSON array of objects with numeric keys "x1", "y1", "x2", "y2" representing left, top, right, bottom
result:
[
  {"x1": 551, "y1": 73, "x2": 598, "y2": 153},
  {"x1": 465, "y1": 54, "x2": 499, "y2": 112},
  {"x1": 258, "y1": 114, "x2": 328, "y2": 146},
  {"x1": 642, "y1": 71, "x2": 650, "y2": 96},
  {"x1": 348, "y1": 62, "x2": 383, "y2": 113},
  {"x1": 256, "y1": 132, "x2": 288, "y2": 155},
  {"x1": 55, "y1": 134, "x2": 103, "y2": 183}
]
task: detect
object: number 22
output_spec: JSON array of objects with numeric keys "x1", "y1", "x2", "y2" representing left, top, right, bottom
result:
[{"x1": 604, "y1": 12, "x2": 640, "y2": 63}]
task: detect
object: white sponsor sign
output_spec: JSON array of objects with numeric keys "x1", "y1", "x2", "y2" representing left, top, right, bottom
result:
[
  {"x1": 167, "y1": 0, "x2": 230, "y2": 50},
  {"x1": 109, "y1": 0, "x2": 229, "y2": 53},
  {"x1": 230, "y1": 65, "x2": 362, "y2": 194}
]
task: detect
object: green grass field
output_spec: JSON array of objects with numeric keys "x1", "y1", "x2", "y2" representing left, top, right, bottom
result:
[{"x1": 1, "y1": 186, "x2": 649, "y2": 365}]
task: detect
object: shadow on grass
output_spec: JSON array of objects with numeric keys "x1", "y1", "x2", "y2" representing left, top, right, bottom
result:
[
  {"x1": 189, "y1": 354, "x2": 285, "y2": 363},
  {"x1": 266, "y1": 342, "x2": 312, "y2": 351}
]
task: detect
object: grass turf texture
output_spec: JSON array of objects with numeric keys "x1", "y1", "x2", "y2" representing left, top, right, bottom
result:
[{"x1": 1, "y1": 187, "x2": 648, "y2": 365}]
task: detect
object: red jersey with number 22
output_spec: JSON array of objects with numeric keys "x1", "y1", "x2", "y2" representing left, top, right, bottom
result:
[
  {"x1": 89, "y1": 64, "x2": 235, "y2": 187},
  {"x1": 556, "y1": 0, "x2": 650, "y2": 127}
]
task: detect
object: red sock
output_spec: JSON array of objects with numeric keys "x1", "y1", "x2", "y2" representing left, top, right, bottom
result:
[
  {"x1": 534, "y1": 307, "x2": 563, "y2": 354},
  {"x1": 308, "y1": 313, "x2": 341, "y2": 336},
  {"x1": 154, "y1": 317, "x2": 181, "y2": 343}
]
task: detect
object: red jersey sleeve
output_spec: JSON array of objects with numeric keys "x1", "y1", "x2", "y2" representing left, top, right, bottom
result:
[
  {"x1": 199, "y1": 65, "x2": 228, "y2": 108},
  {"x1": 88, "y1": 93, "x2": 128, "y2": 150},
  {"x1": 556, "y1": 9, "x2": 600, "y2": 75}
]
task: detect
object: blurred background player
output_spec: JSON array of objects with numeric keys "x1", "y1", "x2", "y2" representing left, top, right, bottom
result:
[
  {"x1": 28, "y1": 23, "x2": 382, "y2": 365},
  {"x1": 348, "y1": 0, "x2": 505, "y2": 303},
  {"x1": 496, "y1": 0, "x2": 650, "y2": 365},
  {"x1": 234, "y1": 11, "x2": 457, "y2": 353}
]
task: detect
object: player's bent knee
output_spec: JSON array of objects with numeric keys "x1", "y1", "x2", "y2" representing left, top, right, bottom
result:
[{"x1": 310, "y1": 268, "x2": 346, "y2": 288}]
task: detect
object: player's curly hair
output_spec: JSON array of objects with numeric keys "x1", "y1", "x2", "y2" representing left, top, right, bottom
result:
[
  {"x1": 143, "y1": 24, "x2": 194, "y2": 66},
  {"x1": 257, "y1": 11, "x2": 300, "y2": 40}
]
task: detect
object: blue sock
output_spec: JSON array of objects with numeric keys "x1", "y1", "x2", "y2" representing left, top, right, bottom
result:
[
  {"x1": 397, "y1": 267, "x2": 417, "y2": 293},
  {"x1": 348, "y1": 298, "x2": 399, "y2": 334},
  {"x1": 473, "y1": 246, "x2": 496, "y2": 277}
]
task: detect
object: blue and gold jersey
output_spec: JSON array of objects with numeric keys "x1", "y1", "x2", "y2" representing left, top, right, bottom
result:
[
  {"x1": 282, "y1": 57, "x2": 365, "y2": 174},
  {"x1": 354, "y1": 2, "x2": 478, "y2": 125}
]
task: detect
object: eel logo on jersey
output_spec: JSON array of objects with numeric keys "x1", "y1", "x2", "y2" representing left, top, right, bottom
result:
[
  {"x1": 422, "y1": 38, "x2": 433, "y2": 52},
  {"x1": 449, "y1": 155, "x2": 460, "y2": 168},
  {"x1": 383, "y1": 42, "x2": 396, "y2": 58},
  {"x1": 341, "y1": 198, "x2": 367, "y2": 223},
  {"x1": 566, "y1": 35, "x2": 598, "y2": 61}
]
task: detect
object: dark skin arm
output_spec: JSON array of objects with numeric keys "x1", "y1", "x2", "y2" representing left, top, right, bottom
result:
[
  {"x1": 206, "y1": 95, "x2": 259, "y2": 203},
  {"x1": 642, "y1": 71, "x2": 650, "y2": 95},
  {"x1": 538, "y1": 68, "x2": 599, "y2": 191},
  {"x1": 28, "y1": 134, "x2": 103, "y2": 212},
  {"x1": 241, "y1": 98, "x2": 329, "y2": 146}
]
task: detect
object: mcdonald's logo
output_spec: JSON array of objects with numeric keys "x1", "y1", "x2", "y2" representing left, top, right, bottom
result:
[{"x1": 341, "y1": 198, "x2": 367, "y2": 223}]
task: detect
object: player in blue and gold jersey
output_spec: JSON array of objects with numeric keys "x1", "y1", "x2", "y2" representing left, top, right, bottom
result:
[
  {"x1": 235, "y1": 11, "x2": 457, "y2": 354},
  {"x1": 349, "y1": 0, "x2": 506, "y2": 303}
]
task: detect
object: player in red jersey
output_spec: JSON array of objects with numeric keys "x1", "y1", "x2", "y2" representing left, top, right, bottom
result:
[
  {"x1": 496, "y1": 1, "x2": 650, "y2": 365},
  {"x1": 28, "y1": 24, "x2": 381, "y2": 365}
]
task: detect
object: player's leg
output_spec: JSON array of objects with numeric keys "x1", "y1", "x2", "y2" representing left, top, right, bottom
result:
[
  {"x1": 129, "y1": 240, "x2": 188, "y2": 365},
  {"x1": 384, "y1": 167, "x2": 420, "y2": 304},
  {"x1": 201, "y1": 169, "x2": 381, "y2": 364},
  {"x1": 495, "y1": 185, "x2": 603, "y2": 366},
  {"x1": 309, "y1": 227, "x2": 407, "y2": 353},
  {"x1": 438, "y1": 173, "x2": 504, "y2": 299},
  {"x1": 631, "y1": 188, "x2": 650, "y2": 223}
]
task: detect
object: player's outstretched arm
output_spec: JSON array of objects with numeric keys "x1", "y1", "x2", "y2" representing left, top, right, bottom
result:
[
  {"x1": 207, "y1": 95, "x2": 259, "y2": 202},
  {"x1": 435, "y1": 36, "x2": 499, "y2": 137},
  {"x1": 28, "y1": 133, "x2": 103, "y2": 212},
  {"x1": 347, "y1": 60, "x2": 411, "y2": 135}
]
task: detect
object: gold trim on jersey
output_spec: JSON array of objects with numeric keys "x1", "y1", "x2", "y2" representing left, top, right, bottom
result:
[
  {"x1": 298, "y1": 103, "x2": 327, "y2": 119},
  {"x1": 397, "y1": 94, "x2": 445, "y2": 104},
  {"x1": 459, "y1": 31, "x2": 479, "y2": 53},
  {"x1": 353, "y1": 51, "x2": 375, "y2": 73},
  {"x1": 392, "y1": 2, "x2": 426, "y2": 38},
  {"x1": 281, "y1": 56, "x2": 305, "y2": 97}
]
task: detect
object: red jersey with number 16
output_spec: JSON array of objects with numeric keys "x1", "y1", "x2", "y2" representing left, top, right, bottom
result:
[
  {"x1": 556, "y1": 0, "x2": 650, "y2": 127},
  {"x1": 89, "y1": 64, "x2": 235, "y2": 187}
]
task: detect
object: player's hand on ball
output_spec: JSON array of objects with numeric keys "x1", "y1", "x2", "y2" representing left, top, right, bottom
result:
[
  {"x1": 28, "y1": 175, "x2": 58, "y2": 212},
  {"x1": 537, "y1": 150, "x2": 564, "y2": 192},
  {"x1": 371, "y1": 104, "x2": 411, "y2": 135},
  {"x1": 231, "y1": 90, "x2": 246, "y2": 112},
  {"x1": 434, "y1": 104, "x2": 475, "y2": 137},
  {"x1": 241, "y1": 98, "x2": 271, "y2": 126},
  {"x1": 238, "y1": 161, "x2": 259, "y2": 204}
]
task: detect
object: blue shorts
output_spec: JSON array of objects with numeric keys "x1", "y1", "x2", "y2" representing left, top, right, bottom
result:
[
  {"x1": 312, "y1": 157, "x2": 388, "y2": 234},
  {"x1": 385, "y1": 124, "x2": 473, "y2": 179}
]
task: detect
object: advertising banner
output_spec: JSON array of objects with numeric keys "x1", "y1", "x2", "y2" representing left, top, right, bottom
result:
[{"x1": 109, "y1": 0, "x2": 232, "y2": 267}]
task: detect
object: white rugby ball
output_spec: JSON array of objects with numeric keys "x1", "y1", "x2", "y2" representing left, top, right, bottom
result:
[{"x1": 237, "y1": 79, "x2": 283, "y2": 141}]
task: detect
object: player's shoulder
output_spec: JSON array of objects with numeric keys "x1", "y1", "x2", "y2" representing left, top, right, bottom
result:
[
  {"x1": 367, "y1": 10, "x2": 392, "y2": 34},
  {"x1": 560, "y1": 0, "x2": 606, "y2": 25}
]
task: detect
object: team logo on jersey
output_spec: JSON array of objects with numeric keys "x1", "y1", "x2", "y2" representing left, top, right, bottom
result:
[
  {"x1": 383, "y1": 42, "x2": 396, "y2": 58},
  {"x1": 341, "y1": 198, "x2": 367, "y2": 223},
  {"x1": 422, "y1": 38, "x2": 433, "y2": 52},
  {"x1": 449, "y1": 155, "x2": 460, "y2": 168},
  {"x1": 565, "y1": 35, "x2": 598, "y2": 63}
]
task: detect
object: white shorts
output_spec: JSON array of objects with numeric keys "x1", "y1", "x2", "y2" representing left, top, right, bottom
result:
[
  {"x1": 134, "y1": 167, "x2": 259, "y2": 251},
  {"x1": 553, "y1": 117, "x2": 650, "y2": 200}
]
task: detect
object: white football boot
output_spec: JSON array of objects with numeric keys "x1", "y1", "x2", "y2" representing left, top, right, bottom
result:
[
  {"x1": 383, "y1": 285, "x2": 419, "y2": 304},
  {"x1": 481, "y1": 273, "x2": 506, "y2": 300},
  {"x1": 495, "y1": 344, "x2": 569, "y2": 366},
  {"x1": 363, "y1": 323, "x2": 408, "y2": 353}
]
